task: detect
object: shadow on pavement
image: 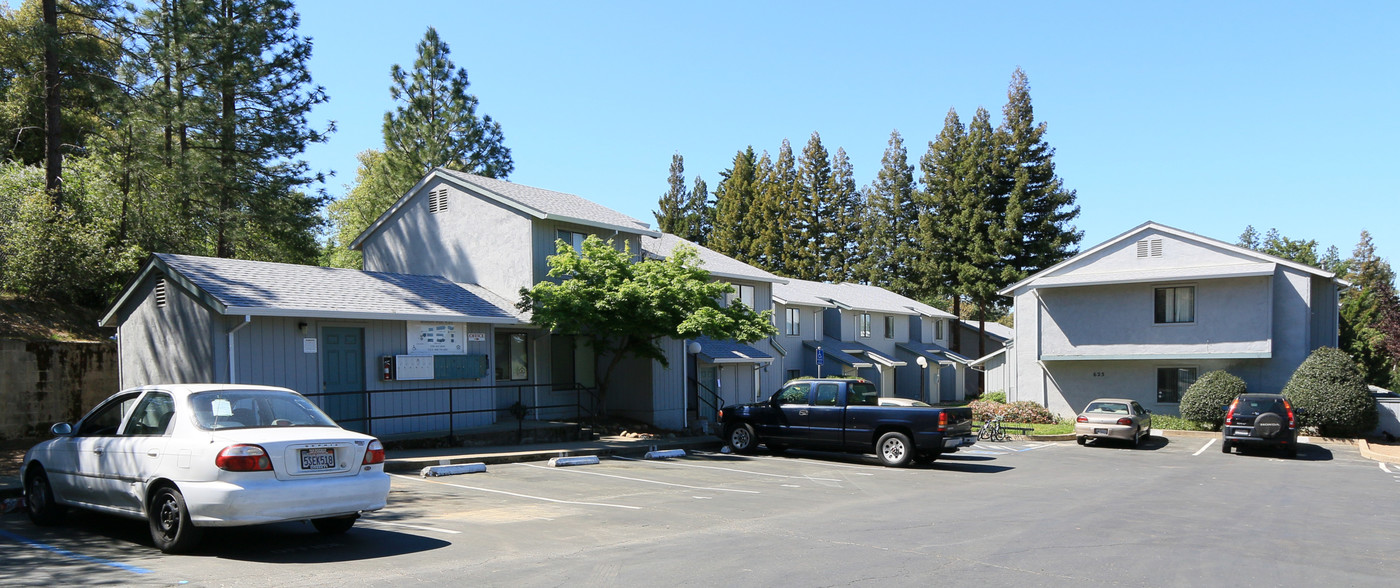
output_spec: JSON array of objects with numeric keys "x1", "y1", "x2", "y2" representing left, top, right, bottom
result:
[
  {"x1": 1078, "y1": 435, "x2": 1172, "y2": 451},
  {"x1": 1228, "y1": 443, "x2": 1333, "y2": 462}
]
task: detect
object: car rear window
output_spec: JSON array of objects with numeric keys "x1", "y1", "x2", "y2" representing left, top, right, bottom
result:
[
  {"x1": 848, "y1": 383, "x2": 878, "y2": 406},
  {"x1": 1086, "y1": 402, "x2": 1130, "y2": 414},
  {"x1": 190, "y1": 390, "x2": 339, "y2": 430}
]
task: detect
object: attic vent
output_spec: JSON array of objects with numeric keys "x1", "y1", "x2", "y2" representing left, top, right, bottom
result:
[
  {"x1": 428, "y1": 189, "x2": 448, "y2": 214},
  {"x1": 1137, "y1": 238, "x2": 1163, "y2": 258},
  {"x1": 155, "y1": 279, "x2": 168, "y2": 308}
]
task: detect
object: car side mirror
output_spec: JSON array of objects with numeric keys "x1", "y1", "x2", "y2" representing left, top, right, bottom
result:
[{"x1": 50, "y1": 422, "x2": 73, "y2": 437}]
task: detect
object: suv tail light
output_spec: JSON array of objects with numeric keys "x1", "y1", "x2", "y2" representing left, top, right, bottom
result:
[
  {"x1": 216, "y1": 444, "x2": 272, "y2": 472},
  {"x1": 1225, "y1": 399, "x2": 1238, "y2": 425},
  {"x1": 1283, "y1": 400, "x2": 1297, "y2": 428},
  {"x1": 362, "y1": 439, "x2": 385, "y2": 465},
  {"x1": 1116, "y1": 417, "x2": 1133, "y2": 426}
]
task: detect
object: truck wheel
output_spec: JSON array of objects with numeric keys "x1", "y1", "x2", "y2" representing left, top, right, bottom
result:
[
  {"x1": 876, "y1": 432, "x2": 914, "y2": 467},
  {"x1": 726, "y1": 423, "x2": 757, "y2": 454}
]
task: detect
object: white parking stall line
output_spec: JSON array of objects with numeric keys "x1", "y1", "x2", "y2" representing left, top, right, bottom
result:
[
  {"x1": 962, "y1": 449, "x2": 1009, "y2": 456},
  {"x1": 521, "y1": 462, "x2": 761, "y2": 493},
  {"x1": 694, "y1": 451, "x2": 878, "y2": 474},
  {"x1": 392, "y1": 473, "x2": 641, "y2": 510},
  {"x1": 1193, "y1": 438, "x2": 1217, "y2": 456},
  {"x1": 611, "y1": 456, "x2": 842, "y2": 482},
  {"x1": 357, "y1": 518, "x2": 462, "y2": 535},
  {"x1": 1382, "y1": 462, "x2": 1393, "y2": 474}
]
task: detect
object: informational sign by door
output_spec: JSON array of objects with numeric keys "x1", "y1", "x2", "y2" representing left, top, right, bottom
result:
[{"x1": 407, "y1": 321, "x2": 466, "y2": 354}]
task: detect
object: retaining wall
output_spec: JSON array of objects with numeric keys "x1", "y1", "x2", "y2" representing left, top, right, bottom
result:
[{"x1": 0, "y1": 339, "x2": 119, "y2": 442}]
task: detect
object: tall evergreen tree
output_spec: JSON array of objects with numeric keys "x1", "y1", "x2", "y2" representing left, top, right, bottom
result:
[
  {"x1": 826, "y1": 147, "x2": 861, "y2": 282},
  {"x1": 709, "y1": 146, "x2": 758, "y2": 261},
  {"x1": 749, "y1": 142, "x2": 798, "y2": 276},
  {"x1": 684, "y1": 175, "x2": 710, "y2": 245},
  {"x1": 917, "y1": 108, "x2": 968, "y2": 346},
  {"x1": 381, "y1": 27, "x2": 512, "y2": 186},
  {"x1": 996, "y1": 68, "x2": 1081, "y2": 284},
  {"x1": 1340, "y1": 231, "x2": 1399, "y2": 387},
  {"x1": 654, "y1": 153, "x2": 688, "y2": 236},
  {"x1": 960, "y1": 107, "x2": 1006, "y2": 367},
  {"x1": 793, "y1": 132, "x2": 831, "y2": 281},
  {"x1": 867, "y1": 130, "x2": 917, "y2": 294}
]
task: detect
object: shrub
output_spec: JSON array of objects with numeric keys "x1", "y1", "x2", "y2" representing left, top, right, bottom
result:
[
  {"x1": 969, "y1": 399, "x2": 1058, "y2": 424},
  {"x1": 1281, "y1": 347, "x2": 1378, "y2": 437},
  {"x1": 982, "y1": 391, "x2": 1007, "y2": 404},
  {"x1": 1179, "y1": 370, "x2": 1247, "y2": 427}
]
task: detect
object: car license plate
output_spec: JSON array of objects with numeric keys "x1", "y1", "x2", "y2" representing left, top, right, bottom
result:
[
  {"x1": 1094, "y1": 428, "x2": 1107, "y2": 435},
  {"x1": 1235, "y1": 428, "x2": 1251, "y2": 436},
  {"x1": 300, "y1": 448, "x2": 335, "y2": 470}
]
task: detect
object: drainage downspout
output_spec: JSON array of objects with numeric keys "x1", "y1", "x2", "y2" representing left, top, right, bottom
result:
[{"x1": 227, "y1": 315, "x2": 251, "y2": 383}]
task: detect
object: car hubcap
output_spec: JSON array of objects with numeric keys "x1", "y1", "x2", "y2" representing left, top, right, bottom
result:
[
  {"x1": 732, "y1": 429, "x2": 750, "y2": 448},
  {"x1": 883, "y1": 440, "x2": 905, "y2": 461},
  {"x1": 158, "y1": 497, "x2": 178, "y2": 536}
]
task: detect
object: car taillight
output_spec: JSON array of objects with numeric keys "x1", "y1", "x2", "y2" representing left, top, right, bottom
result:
[
  {"x1": 1225, "y1": 399, "x2": 1238, "y2": 425},
  {"x1": 362, "y1": 439, "x2": 385, "y2": 465},
  {"x1": 1076, "y1": 415, "x2": 1088, "y2": 423},
  {"x1": 718, "y1": 409, "x2": 725, "y2": 421},
  {"x1": 216, "y1": 444, "x2": 272, "y2": 472},
  {"x1": 937, "y1": 411, "x2": 948, "y2": 432},
  {"x1": 1284, "y1": 400, "x2": 1296, "y2": 428},
  {"x1": 1116, "y1": 417, "x2": 1133, "y2": 426}
]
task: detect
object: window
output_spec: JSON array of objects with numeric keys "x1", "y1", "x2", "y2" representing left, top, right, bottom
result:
[
  {"x1": 122, "y1": 392, "x2": 176, "y2": 436},
  {"x1": 785, "y1": 308, "x2": 800, "y2": 336},
  {"x1": 935, "y1": 319, "x2": 944, "y2": 341},
  {"x1": 75, "y1": 392, "x2": 141, "y2": 436},
  {"x1": 848, "y1": 382, "x2": 879, "y2": 405},
  {"x1": 814, "y1": 383, "x2": 839, "y2": 406},
  {"x1": 884, "y1": 316, "x2": 895, "y2": 339},
  {"x1": 495, "y1": 333, "x2": 529, "y2": 381},
  {"x1": 726, "y1": 284, "x2": 755, "y2": 309},
  {"x1": 557, "y1": 230, "x2": 587, "y2": 252},
  {"x1": 777, "y1": 383, "x2": 811, "y2": 405},
  {"x1": 786, "y1": 369, "x2": 801, "y2": 382},
  {"x1": 859, "y1": 313, "x2": 872, "y2": 338},
  {"x1": 1154, "y1": 286, "x2": 1195, "y2": 324},
  {"x1": 1157, "y1": 367, "x2": 1197, "y2": 403}
]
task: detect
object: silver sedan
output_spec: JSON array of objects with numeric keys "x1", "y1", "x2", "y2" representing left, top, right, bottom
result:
[{"x1": 1074, "y1": 398, "x2": 1152, "y2": 447}]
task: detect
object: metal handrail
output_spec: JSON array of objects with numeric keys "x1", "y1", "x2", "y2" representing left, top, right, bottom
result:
[
  {"x1": 690, "y1": 378, "x2": 723, "y2": 423},
  {"x1": 303, "y1": 381, "x2": 599, "y2": 443}
]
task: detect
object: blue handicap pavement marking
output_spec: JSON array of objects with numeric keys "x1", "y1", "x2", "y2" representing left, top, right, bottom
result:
[{"x1": 0, "y1": 529, "x2": 152, "y2": 574}]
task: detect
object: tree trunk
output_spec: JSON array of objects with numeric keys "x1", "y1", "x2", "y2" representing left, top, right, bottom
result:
[
  {"x1": 950, "y1": 296, "x2": 962, "y2": 352},
  {"x1": 42, "y1": 0, "x2": 62, "y2": 207},
  {"x1": 976, "y1": 305, "x2": 987, "y2": 395}
]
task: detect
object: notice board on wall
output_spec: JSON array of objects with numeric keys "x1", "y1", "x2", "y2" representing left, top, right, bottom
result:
[{"x1": 407, "y1": 321, "x2": 466, "y2": 355}]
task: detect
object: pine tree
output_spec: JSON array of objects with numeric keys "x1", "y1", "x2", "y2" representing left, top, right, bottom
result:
[
  {"x1": 868, "y1": 130, "x2": 917, "y2": 294},
  {"x1": 684, "y1": 175, "x2": 710, "y2": 245},
  {"x1": 996, "y1": 68, "x2": 1081, "y2": 284},
  {"x1": 381, "y1": 26, "x2": 513, "y2": 187},
  {"x1": 654, "y1": 153, "x2": 688, "y2": 235},
  {"x1": 960, "y1": 107, "x2": 1005, "y2": 367},
  {"x1": 1238, "y1": 225, "x2": 1261, "y2": 249},
  {"x1": 827, "y1": 147, "x2": 861, "y2": 282},
  {"x1": 709, "y1": 147, "x2": 758, "y2": 261},
  {"x1": 1340, "y1": 231, "x2": 1399, "y2": 386},
  {"x1": 749, "y1": 142, "x2": 799, "y2": 276},
  {"x1": 917, "y1": 108, "x2": 968, "y2": 345},
  {"x1": 793, "y1": 132, "x2": 831, "y2": 281}
]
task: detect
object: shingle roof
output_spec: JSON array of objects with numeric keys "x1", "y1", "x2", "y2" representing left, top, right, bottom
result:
[
  {"x1": 438, "y1": 169, "x2": 659, "y2": 236},
  {"x1": 641, "y1": 234, "x2": 786, "y2": 283},
  {"x1": 958, "y1": 319, "x2": 1013, "y2": 342},
  {"x1": 102, "y1": 254, "x2": 523, "y2": 326},
  {"x1": 774, "y1": 278, "x2": 955, "y2": 318},
  {"x1": 898, "y1": 341, "x2": 973, "y2": 365},
  {"x1": 694, "y1": 336, "x2": 773, "y2": 364}
]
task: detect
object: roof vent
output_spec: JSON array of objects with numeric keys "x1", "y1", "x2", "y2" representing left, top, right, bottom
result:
[
  {"x1": 155, "y1": 279, "x2": 167, "y2": 308},
  {"x1": 1137, "y1": 238, "x2": 1163, "y2": 258},
  {"x1": 428, "y1": 189, "x2": 448, "y2": 214}
]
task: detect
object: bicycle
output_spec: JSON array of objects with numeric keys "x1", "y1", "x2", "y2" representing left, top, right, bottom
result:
[{"x1": 978, "y1": 414, "x2": 1008, "y2": 442}]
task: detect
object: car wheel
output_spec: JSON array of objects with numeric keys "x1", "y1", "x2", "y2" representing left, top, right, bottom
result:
[
  {"x1": 876, "y1": 432, "x2": 914, "y2": 467},
  {"x1": 25, "y1": 466, "x2": 66, "y2": 526},
  {"x1": 765, "y1": 443, "x2": 787, "y2": 455},
  {"x1": 1132, "y1": 427, "x2": 1142, "y2": 448},
  {"x1": 1221, "y1": 440, "x2": 1231, "y2": 454},
  {"x1": 1076, "y1": 436, "x2": 1086, "y2": 446},
  {"x1": 149, "y1": 485, "x2": 203, "y2": 554},
  {"x1": 726, "y1": 423, "x2": 757, "y2": 454},
  {"x1": 312, "y1": 515, "x2": 358, "y2": 534}
]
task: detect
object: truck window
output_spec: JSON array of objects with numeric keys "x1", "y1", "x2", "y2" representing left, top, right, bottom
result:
[
  {"x1": 848, "y1": 383, "x2": 878, "y2": 406},
  {"x1": 814, "y1": 383, "x2": 839, "y2": 406},
  {"x1": 777, "y1": 383, "x2": 811, "y2": 405}
]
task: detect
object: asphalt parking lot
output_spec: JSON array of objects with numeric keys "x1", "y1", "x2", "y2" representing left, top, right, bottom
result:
[{"x1": 3, "y1": 435, "x2": 1398, "y2": 587}]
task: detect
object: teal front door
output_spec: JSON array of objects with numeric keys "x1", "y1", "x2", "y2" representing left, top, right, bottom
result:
[{"x1": 321, "y1": 327, "x2": 366, "y2": 431}]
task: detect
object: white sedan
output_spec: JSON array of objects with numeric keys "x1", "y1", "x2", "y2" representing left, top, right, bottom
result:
[{"x1": 21, "y1": 384, "x2": 391, "y2": 553}]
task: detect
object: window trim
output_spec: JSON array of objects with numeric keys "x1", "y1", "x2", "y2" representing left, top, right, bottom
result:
[
  {"x1": 858, "y1": 313, "x2": 872, "y2": 338},
  {"x1": 495, "y1": 332, "x2": 530, "y2": 382},
  {"x1": 1153, "y1": 284, "x2": 1196, "y2": 325},
  {"x1": 884, "y1": 316, "x2": 895, "y2": 339},
  {"x1": 1156, "y1": 365, "x2": 1198, "y2": 403},
  {"x1": 785, "y1": 307, "x2": 800, "y2": 336}
]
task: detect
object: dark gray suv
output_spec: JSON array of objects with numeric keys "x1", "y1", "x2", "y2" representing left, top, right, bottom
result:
[{"x1": 1221, "y1": 393, "x2": 1300, "y2": 457}]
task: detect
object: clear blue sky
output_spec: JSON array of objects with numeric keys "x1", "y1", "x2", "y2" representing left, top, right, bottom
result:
[{"x1": 296, "y1": 1, "x2": 1398, "y2": 270}]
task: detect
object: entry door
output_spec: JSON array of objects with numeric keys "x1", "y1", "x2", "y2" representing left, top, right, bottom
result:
[
  {"x1": 939, "y1": 364, "x2": 957, "y2": 402},
  {"x1": 321, "y1": 327, "x2": 366, "y2": 431},
  {"x1": 698, "y1": 366, "x2": 720, "y2": 421}
]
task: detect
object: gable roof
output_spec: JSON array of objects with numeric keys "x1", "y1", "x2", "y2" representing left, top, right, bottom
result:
[
  {"x1": 958, "y1": 319, "x2": 1013, "y2": 342},
  {"x1": 693, "y1": 336, "x2": 774, "y2": 364},
  {"x1": 998, "y1": 221, "x2": 1340, "y2": 296},
  {"x1": 640, "y1": 233, "x2": 786, "y2": 284},
  {"x1": 773, "y1": 278, "x2": 956, "y2": 319},
  {"x1": 351, "y1": 168, "x2": 660, "y2": 250},
  {"x1": 101, "y1": 254, "x2": 524, "y2": 327}
]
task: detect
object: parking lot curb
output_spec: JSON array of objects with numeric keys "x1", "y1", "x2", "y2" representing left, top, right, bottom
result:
[{"x1": 1359, "y1": 439, "x2": 1400, "y2": 464}]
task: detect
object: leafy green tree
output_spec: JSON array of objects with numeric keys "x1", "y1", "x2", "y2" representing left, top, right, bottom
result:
[
  {"x1": 323, "y1": 150, "x2": 402, "y2": 268},
  {"x1": 381, "y1": 26, "x2": 512, "y2": 187},
  {"x1": 709, "y1": 146, "x2": 758, "y2": 262},
  {"x1": 1282, "y1": 347, "x2": 1378, "y2": 437},
  {"x1": 995, "y1": 68, "x2": 1081, "y2": 285},
  {"x1": 1339, "y1": 231, "x2": 1398, "y2": 387},
  {"x1": 654, "y1": 153, "x2": 688, "y2": 236},
  {"x1": 518, "y1": 235, "x2": 776, "y2": 415}
]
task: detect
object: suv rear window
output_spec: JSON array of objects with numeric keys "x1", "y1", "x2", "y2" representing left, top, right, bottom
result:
[{"x1": 1236, "y1": 396, "x2": 1286, "y2": 413}]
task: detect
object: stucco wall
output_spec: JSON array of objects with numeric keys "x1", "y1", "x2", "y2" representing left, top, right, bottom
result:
[
  {"x1": 1, "y1": 340, "x2": 119, "y2": 441},
  {"x1": 116, "y1": 273, "x2": 217, "y2": 387}
]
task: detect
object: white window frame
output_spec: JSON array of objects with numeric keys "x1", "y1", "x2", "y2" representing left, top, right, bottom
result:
[
  {"x1": 1154, "y1": 285, "x2": 1195, "y2": 324},
  {"x1": 935, "y1": 319, "x2": 944, "y2": 341},
  {"x1": 785, "y1": 307, "x2": 800, "y2": 336},
  {"x1": 1156, "y1": 366, "x2": 1197, "y2": 403},
  {"x1": 859, "y1": 313, "x2": 872, "y2": 338}
]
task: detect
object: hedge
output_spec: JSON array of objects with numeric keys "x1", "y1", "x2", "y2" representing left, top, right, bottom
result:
[
  {"x1": 1179, "y1": 370, "x2": 1247, "y2": 428},
  {"x1": 1281, "y1": 347, "x2": 1378, "y2": 437}
]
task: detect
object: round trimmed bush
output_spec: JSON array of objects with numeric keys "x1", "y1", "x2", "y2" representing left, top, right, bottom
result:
[
  {"x1": 1179, "y1": 370, "x2": 1247, "y2": 428},
  {"x1": 1281, "y1": 347, "x2": 1378, "y2": 437}
]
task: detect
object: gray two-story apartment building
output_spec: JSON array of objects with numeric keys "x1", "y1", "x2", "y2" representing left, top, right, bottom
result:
[{"x1": 1000, "y1": 221, "x2": 1341, "y2": 417}]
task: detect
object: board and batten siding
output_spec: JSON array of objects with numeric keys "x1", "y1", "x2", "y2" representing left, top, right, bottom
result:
[{"x1": 117, "y1": 274, "x2": 217, "y2": 387}]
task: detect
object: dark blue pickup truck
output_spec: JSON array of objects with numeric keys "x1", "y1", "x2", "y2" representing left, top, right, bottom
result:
[{"x1": 716, "y1": 378, "x2": 977, "y2": 467}]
